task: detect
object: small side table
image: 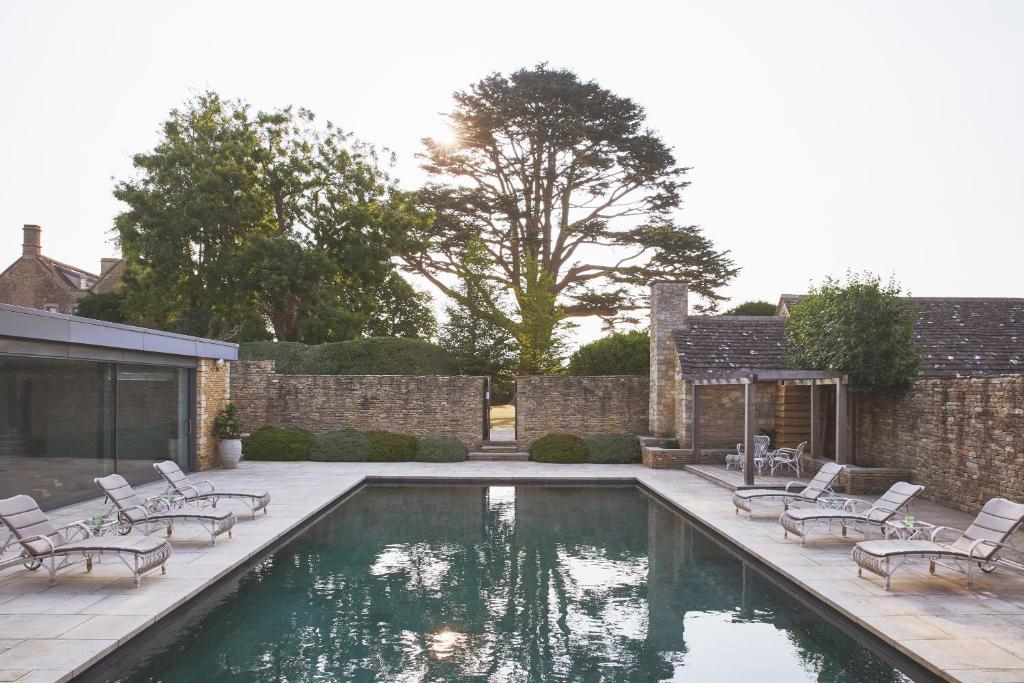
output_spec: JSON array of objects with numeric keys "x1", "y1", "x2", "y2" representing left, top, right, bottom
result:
[
  {"x1": 883, "y1": 518, "x2": 935, "y2": 541},
  {"x1": 80, "y1": 516, "x2": 125, "y2": 537}
]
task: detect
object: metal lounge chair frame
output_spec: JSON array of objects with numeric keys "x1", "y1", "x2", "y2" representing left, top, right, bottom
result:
[
  {"x1": 95, "y1": 474, "x2": 237, "y2": 546},
  {"x1": 0, "y1": 494, "x2": 172, "y2": 587},
  {"x1": 732, "y1": 462, "x2": 845, "y2": 519},
  {"x1": 725, "y1": 435, "x2": 771, "y2": 473},
  {"x1": 770, "y1": 441, "x2": 807, "y2": 477},
  {"x1": 779, "y1": 481, "x2": 925, "y2": 546},
  {"x1": 852, "y1": 497, "x2": 1024, "y2": 590},
  {"x1": 154, "y1": 461, "x2": 270, "y2": 520}
]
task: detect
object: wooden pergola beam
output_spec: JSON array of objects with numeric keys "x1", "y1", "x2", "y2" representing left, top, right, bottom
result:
[
  {"x1": 743, "y1": 381, "x2": 757, "y2": 486},
  {"x1": 681, "y1": 370, "x2": 847, "y2": 385}
]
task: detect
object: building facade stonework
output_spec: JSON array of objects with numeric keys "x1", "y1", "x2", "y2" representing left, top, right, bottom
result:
[
  {"x1": 196, "y1": 358, "x2": 231, "y2": 471},
  {"x1": 0, "y1": 224, "x2": 123, "y2": 314},
  {"x1": 516, "y1": 375, "x2": 649, "y2": 446}
]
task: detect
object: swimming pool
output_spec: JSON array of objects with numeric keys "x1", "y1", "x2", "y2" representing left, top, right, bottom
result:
[{"x1": 91, "y1": 485, "x2": 926, "y2": 682}]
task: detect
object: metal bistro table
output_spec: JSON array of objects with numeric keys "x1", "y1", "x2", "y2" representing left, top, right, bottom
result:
[{"x1": 883, "y1": 517, "x2": 935, "y2": 541}]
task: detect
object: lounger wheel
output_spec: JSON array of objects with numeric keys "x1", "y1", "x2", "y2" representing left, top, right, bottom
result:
[
  {"x1": 980, "y1": 563, "x2": 997, "y2": 574},
  {"x1": 116, "y1": 512, "x2": 133, "y2": 535},
  {"x1": 21, "y1": 551, "x2": 41, "y2": 570}
]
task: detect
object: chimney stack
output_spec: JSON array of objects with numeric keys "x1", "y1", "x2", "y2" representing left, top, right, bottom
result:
[
  {"x1": 22, "y1": 225, "x2": 42, "y2": 257},
  {"x1": 100, "y1": 258, "x2": 119, "y2": 276}
]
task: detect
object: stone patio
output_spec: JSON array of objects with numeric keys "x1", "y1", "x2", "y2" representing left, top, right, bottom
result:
[{"x1": 1, "y1": 462, "x2": 1022, "y2": 682}]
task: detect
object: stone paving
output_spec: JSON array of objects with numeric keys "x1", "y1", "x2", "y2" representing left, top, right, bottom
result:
[{"x1": 1, "y1": 461, "x2": 1022, "y2": 682}]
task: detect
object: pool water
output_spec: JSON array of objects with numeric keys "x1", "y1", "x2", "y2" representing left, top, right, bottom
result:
[{"x1": 105, "y1": 486, "x2": 919, "y2": 682}]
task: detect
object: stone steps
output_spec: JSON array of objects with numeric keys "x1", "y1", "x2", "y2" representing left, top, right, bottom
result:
[{"x1": 467, "y1": 451, "x2": 530, "y2": 461}]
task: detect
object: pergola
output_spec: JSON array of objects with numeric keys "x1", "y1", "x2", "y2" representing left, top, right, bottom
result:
[{"x1": 680, "y1": 369, "x2": 850, "y2": 486}]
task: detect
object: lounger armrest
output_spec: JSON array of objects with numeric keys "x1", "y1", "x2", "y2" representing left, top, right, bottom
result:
[
  {"x1": 55, "y1": 522, "x2": 92, "y2": 541},
  {"x1": 15, "y1": 533, "x2": 57, "y2": 556},
  {"x1": 965, "y1": 537, "x2": 1006, "y2": 560},
  {"x1": 929, "y1": 526, "x2": 966, "y2": 544},
  {"x1": 862, "y1": 505, "x2": 902, "y2": 522},
  {"x1": 191, "y1": 479, "x2": 216, "y2": 496},
  {"x1": 119, "y1": 503, "x2": 153, "y2": 522},
  {"x1": 785, "y1": 481, "x2": 802, "y2": 493}
]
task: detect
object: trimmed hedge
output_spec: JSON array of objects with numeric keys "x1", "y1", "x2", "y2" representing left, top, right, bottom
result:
[
  {"x1": 365, "y1": 431, "x2": 418, "y2": 462},
  {"x1": 310, "y1": 429, "x2": 370, "y2": 462},
  {"x1": 416, "y1": 436, "x2": 468, "y2": 463},
  {"x1": 242, "y1": 426, "x2": 312, "y2": 461},
  {"x1": 529, "y1": 433, "x2": 587, "y2": 464},
  {"x1": 240, "y1": 338, "x2": 457, "y2": 376},
  {"x1": 239, "y1": 341, "x2": 309, "y2": 373},
  {"x1": 584, "y1": 433, "x2": 641, "y2": 464}
]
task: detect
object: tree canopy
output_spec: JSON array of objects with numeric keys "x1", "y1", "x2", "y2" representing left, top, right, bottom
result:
[
  {"x1": 784, "y1": 274, "x2": 920, "y2": 390},
  {"x1": 404, "y1": 65, "x2": 736, "y2": 372},
  {"x1": 566, "y1": 330, "x2": 650, "y2": 376},
  {"x1": 724, "y1": 300, "x2": 776, "y2": 316},
  {"x1": 438, "y1": 241, "x2": 518, "y2": 400},
  {"x1": 114, "y1": 91, "x2": 433, "y2": 342}
]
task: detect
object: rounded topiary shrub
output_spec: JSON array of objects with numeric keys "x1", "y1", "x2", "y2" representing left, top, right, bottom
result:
[
  {"x1": 310, "y1": 429, "x2": 371, "y2": 462},
  {"x1": 365, "y1": 431, "x2": 418, "y2": 462},
  {"x1": 529, "y1": 433, "x2": 587, "y2": 464},
  {"x1": 584, "y1": 433, "x2": 641, "y2": 464},
  {"x1": 242, "y1": 426, "x2": 313, "y2": 461},
  {"x1": 416, "y1": 436, "x2": 468, "y2": 463}
]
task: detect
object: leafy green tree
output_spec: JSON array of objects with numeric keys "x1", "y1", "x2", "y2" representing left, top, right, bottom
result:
[
  {"x1": 724, "y1": 300, "x2": 776, "y2": 316},
  {"x1": 404, "y1": 65, "x2": 737, "y2": 373},
  {"x1": 784, "y1": 273, "x2": 920, "y2": 390},
  {"x1": 439, "y1": 241, "x2": 518, "y2": 400},
  {"x1": 566, "y1": 330, "x2": 650, "y2": 375},
  {"x1": 114, "y1": 91, "x2": 430, "y2": 342},
  {"x1": 74, "y1": 291, "x2": 126, "y2": 323}
]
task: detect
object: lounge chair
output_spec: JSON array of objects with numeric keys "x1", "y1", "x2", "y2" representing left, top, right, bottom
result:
[
  {"x1": 732, "y1": 462, "x2": 845, "y2": 519},
  {"x1": 852, "y1": 497, "x2": 1024, "y2": 590},
  {"x1": 725, "y1": 435, "x2": 771, "y2": 473},
  {"x1": 95, "y1": 474, "x2": 237, "y2": 545},
  {"x1": 779, "y1": 481, "x2": 925, "y2": 546},
  {"x1": 770, "y1": 441, "x2": 807, "y2": 476},
  {"x1": 154, "y1": 461, "x2": 270, "y2": 519},
  {"x1": 0, "y1": 494, "x2": 172, "y2": 586}
]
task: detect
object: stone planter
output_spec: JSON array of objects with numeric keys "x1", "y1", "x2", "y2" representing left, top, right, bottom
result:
[{"x1": 218, "y1": 438, "x2": 243, "y2": 469}]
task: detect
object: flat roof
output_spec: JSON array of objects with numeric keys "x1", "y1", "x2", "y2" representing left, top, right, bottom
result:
[{"x1": 0, "y1": 303, "x2": 238, "y2": 361}]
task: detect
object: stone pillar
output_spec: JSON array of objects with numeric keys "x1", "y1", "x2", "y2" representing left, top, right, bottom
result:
[
  {"x1": 649, "y1": 282, "x2": 688, "y2": 437},
  {"x1": 195, "y1": 358, "x2": 231, "y2": 471}
]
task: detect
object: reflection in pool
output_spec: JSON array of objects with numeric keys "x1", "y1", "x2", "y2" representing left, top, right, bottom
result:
[{"x1": 107, "y1": 486, "x2": 916, "y2": 682}]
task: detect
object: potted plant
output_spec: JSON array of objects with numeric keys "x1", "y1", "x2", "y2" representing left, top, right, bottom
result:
[{"x1": 212, "y1": 403, "x2": 244, "y2": 469}]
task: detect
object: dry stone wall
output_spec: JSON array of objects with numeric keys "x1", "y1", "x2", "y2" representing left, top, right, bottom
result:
[
  {"x1": 231, "y1": 361, "x2": 485, "y2": 448},
  {"x1": 196, "y1": 358, "x2": 230, "y2": 471},
  {"x1": 675, "y1": 384, "x2": 777, "y2": 449},
  {"x1": 855, "y1": 376, "x2": 1024, "y2": 512},
  {"x1": 516, "y1": 375, "x2": 649, "y2": 446}
]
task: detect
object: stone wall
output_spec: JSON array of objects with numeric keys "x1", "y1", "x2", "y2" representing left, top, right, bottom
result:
[
  {"x1": 855, "y1": 376, "x2": 1024, "y2": 512},
  {"x1": 195, "y1": 358, "x2": 230, "y2": 471},
  {"x1": 230, "y1": 361, "x2": 486, "y2": 448},
  {"x1": 516, "y1": 375, "x2": 649, "y2": 446},
  {"x1": 676, "y1": 383, "x2": 777, "y2": 449}
]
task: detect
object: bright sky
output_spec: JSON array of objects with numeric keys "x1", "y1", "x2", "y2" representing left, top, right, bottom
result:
[{"x1": 2, "y1": 1, "x2": 1022, "y2": 344}]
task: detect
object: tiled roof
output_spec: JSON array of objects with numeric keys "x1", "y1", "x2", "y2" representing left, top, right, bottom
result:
[
  {"x1": 38, "y1": 256, "x2": 98, "y2": 290},
  {"x1": 673, "y1": 316, "x2": 787, "y2": 375},
  {"x1": 683, "y1": 296, "x2": 1024, "y2": 379},
  {"x1": 910, "y1": 298, "x2": 1024, "y2": 378}
]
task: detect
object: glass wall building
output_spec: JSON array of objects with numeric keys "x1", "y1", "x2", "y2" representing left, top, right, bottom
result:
[{"x1": 0, "y1": 304, "x2": 236, "y2": 509}]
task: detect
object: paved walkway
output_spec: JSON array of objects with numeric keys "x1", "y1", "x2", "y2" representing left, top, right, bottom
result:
[{"x1": 1, "y1": 462, "x2": 1022, "y2": 682}]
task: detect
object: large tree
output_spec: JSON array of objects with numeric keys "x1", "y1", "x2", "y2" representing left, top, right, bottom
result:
[
  {"x1": 114, "y1": 91, "x2": 432, "y2": 342},
  {"x1": 404, "y1": 65, "x2": 737, "y2": 372}
]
